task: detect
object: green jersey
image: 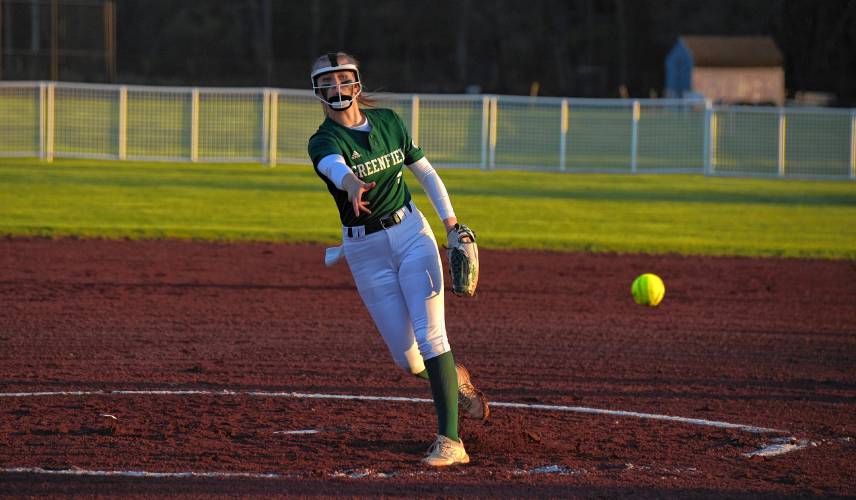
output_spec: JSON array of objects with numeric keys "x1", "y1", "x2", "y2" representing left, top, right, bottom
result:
[{"x1": 308, "y1": 108, "x2": 425, "y2": 227}]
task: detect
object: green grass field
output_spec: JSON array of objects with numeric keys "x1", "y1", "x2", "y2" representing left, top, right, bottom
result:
[{"x1": 1, "y1": 157, "x2": 854, "y2": 259}]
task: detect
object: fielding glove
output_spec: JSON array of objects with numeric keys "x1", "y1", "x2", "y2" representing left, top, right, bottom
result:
[{"x1": 446, "y1": 223, "x2": 479, "y2": 297}]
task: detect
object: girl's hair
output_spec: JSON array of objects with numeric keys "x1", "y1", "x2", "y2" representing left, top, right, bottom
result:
[{"x1": 312, "y1": 51, "x2": 375, "y2": 107}]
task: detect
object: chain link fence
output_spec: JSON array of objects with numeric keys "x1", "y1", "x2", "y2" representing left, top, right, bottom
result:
[{"x1": 1, "y1": 81, "x2": 854, "y2": 179}]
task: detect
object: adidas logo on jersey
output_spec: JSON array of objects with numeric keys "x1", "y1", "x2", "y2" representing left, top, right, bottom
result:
[{"x1": 351, "y1": 151, "x2": 361, "y2": 160}]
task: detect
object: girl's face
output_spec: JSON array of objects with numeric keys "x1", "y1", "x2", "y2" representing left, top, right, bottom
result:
[{"x1": 316, "y1": 70, "x2": 360, "y2": 99}]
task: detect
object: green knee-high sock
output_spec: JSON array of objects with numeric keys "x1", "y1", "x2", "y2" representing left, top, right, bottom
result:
[
  {"x1": 413, "y1": 369, "x2": 429, "y2": 380},
  {"x1": 424, "y1": 351, "x2": 459, "y2": 442}
]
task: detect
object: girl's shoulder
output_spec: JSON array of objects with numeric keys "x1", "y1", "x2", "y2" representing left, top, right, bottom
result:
[
  {"x1": 365, "y1": 108, "x2": 404, "y2": 127},
  {"x1": 308, "y1": 126, "x2": 338, "y2": 146},
  {"x1": 307, "y1": 125, "x2": 344, "y2": 164},
  {"x1": 365, "y1": 107, "x2": 398, "y2": 118}
]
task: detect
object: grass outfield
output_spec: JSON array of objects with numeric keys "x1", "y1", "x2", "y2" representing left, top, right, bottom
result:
[{"x1": 0, "y1": 157, "x2": 854, "y2": 258}]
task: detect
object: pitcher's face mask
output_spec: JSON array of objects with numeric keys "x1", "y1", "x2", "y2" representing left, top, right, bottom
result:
[{"x1": 311, "y1": 53, "x2": 362, "y2": 111}]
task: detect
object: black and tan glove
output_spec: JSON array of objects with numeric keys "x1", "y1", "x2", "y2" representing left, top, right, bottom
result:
[{"x1": 446, "y1": 223, "x2": 479, "y2": 297}]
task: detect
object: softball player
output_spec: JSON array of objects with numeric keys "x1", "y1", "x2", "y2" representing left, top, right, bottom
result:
[{"x1": 307, "y1": 52, "x2": 489, "y2": 467}]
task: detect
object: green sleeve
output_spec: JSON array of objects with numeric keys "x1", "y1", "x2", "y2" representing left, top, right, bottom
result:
[
  {"x1": 308, "y1": 132, "x2": 341, "y2": 166},
  {"x1": 392, "y1": 110, "x2": 425, "y2": 165}
]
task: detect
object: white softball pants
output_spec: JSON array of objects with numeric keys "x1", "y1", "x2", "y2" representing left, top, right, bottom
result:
[{"x1": 343, "y1": 203, "x2": 449, "y2": 374}]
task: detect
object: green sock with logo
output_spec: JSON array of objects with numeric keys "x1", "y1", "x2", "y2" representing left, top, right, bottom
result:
[{"x1": 424, "y1": 351, "x2": 460, "y2": 442}]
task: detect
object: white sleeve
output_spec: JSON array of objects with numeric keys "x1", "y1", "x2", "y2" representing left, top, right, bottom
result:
[
  {"x1": 406, "y1": 157, "x2": 455, "y2": 221},
  {"x1": 317, "y1": 154, "x2": 353, "y2": 190}
]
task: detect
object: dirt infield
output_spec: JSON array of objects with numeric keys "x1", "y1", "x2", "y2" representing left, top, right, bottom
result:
[{"x1": 1, "y1": 237, "x2": 854, "y2": 497}]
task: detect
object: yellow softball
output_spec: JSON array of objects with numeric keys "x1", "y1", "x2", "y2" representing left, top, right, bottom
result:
[{"x1": 631, "y1": 273, "x2": 665, "y2": 307}]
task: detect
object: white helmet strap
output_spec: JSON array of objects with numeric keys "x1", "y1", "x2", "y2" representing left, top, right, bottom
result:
[{"x1": 311, "y1": 53, "x2": 362, "y2": 112}]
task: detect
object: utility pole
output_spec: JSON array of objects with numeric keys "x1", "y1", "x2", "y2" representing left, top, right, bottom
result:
[
  {"x1": 104, "y1": 0, "x2": 116, "y2": 82},
  {"x1": 31, "y1": 0, "x2": 41, "y2": 79},
  {"x1": 456, "y1": 0, "x2": 470, "y2": 85},
  {"x1": 310, "y1": 0, "x2": 320, "y2": 59},
  {"x1": 51, "y1": 0, "x2": 58, "y2": 80},
  {"x1": 31, "y1": 0, "x2": 39, "y2": 57},
  {"x1": 0, "y1": 0, "x2": 4, "y2": 80},
  {"x1": 615, "y1": 0, "x2": 628, "y2": 97},
  {"x1": 262, "y1": 0, "x2": 272, "y2": 84}
]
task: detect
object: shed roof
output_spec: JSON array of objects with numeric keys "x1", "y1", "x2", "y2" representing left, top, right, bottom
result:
[{"x1": 680, "y1": 36, "x2": 783, "y2": 67}]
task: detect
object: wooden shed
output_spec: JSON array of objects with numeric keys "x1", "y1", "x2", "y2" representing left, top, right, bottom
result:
[{"x1": 665, "y1": 36, "x2": 785, "y2": 105}]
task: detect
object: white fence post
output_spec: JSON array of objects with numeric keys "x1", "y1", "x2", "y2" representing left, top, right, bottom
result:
[
  {"x1": 45, "y1": 82, "x2": 55, "y2": 162},
  {"x1": 702, "y1": 99, "x2": 712, "y2": 175},
  {"x1": 710, "y1": 105, "x2": 718, "y2": 175},
  {"x1": 850, "y1": 110, "x2": 855, "y2": 181},
  {"x1": 261, "y1": 89, "x2": 270, "y2": 164},
  {"x1": 190, "y1": 88, "x2": 200, "y2": 162},
  {"x1": 559, "y1": 98, "x2": 568, "y2": 172},
  {"x1": 118, "y1": 85, "x2": 128, "y2": 160},
  {"x1": 268, "y1": 90, "x2": 278, "y2": 168},
  {"x1": 480, "y1": 96, "x2": 489, "y2": 170},
  {"x1": 489, "y1": 96, "x2": 497, "y2": 170},
  {"x1": 410, "y1": 95, "x2": 420, "y2": 146},
  {"x1": 630, "y1": 100, "x2": 640, "y2": 173},
  {"x1": 777, "y1": 107, "x2": 786, "y2": 177},
  {"x1": 39, "y1": 82, "x2": 46, "y2": 160}
]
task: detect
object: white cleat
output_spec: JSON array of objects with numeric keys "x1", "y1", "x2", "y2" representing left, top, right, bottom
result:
[
  {"x1": 422, "y1": 434, "x2": 470, "y2": 467},
  {"x1": 456, "y1": 363, "x2": 490, "y2": 421}
]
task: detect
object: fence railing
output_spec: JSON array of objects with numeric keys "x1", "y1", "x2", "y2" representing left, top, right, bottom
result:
[{"x1": 1, "y1": 81, "x2": 854, "y2": 179}]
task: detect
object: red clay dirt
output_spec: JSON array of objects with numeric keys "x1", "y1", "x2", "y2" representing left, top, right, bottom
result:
[{"x1": 0, "y1": 237, "x2": 854, "y2": 498}]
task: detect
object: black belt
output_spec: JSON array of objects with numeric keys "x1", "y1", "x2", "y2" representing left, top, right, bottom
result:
[{"x1": 348, "y1": 202, "x2": 412, "y2": 237}]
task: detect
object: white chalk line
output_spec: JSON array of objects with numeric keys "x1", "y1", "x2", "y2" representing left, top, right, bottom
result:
[
  {"x1": 0, "y1": 467, "x2": 288, "y2": 480},
  {"x1": 0, "y1": 388, "x2": 815, "y2": 481},
  {"x1": 0, "y1": 388, "x2": 787, "y2": 434}
]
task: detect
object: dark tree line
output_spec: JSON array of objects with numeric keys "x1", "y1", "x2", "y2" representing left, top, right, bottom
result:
[{"x1": 78, "y1": 0, "x2": 856, "y2": 104}]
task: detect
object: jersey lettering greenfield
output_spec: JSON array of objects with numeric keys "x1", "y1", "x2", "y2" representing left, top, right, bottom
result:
[
  {"x1": 308, "y1": 108, "x2": 425, "y2": 228},
  {"x1": 352, "y1": 148, "x2": 405, "y2": 179}
]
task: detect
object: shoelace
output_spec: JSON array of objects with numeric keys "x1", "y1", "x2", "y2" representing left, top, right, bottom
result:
[{"x1": 428, "y1": 439, "x2": 456, "y2": 456}]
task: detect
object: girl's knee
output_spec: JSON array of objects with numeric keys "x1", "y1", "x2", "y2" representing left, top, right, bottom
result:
[{"x1": 395, "y1": 344, "x2": 426, "y2": 374}]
